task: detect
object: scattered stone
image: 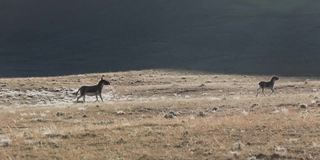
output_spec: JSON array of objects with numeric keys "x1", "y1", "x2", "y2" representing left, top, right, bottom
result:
[
  {"x1": 254, "y1": 153, "x2": 268, "y2": 160},
  {"x1": 164, "y1": 112, "x2": 177, "y2": 119},
  {"x1": 116, "y1": 138, "x2": 126, "y2": 144},
  {"x1": 96, "y1": 105, "x2": 100, "y2": 108},
  {"x1": 182, "y1": 131, "x2": 189, "y2": 137},
  {"x1": 287, "y1": 138, "x2": 299, "y2": 143},
  {"x1": 40, "y1": 113, "x2": 47, "y2": 117},
  {"x1": 66, "y1": 116, "x2": 73, "y2": 119},
  {"x1": 247, "y1": 156, "x2": 257, "y2": 160},
  {"x1": 169, "y1": 111, "x2": 178, "y2": 116},
  {"x1": 233, "y1": 96, "x2": 240, "y2": 100},
  {"x1": 198, "y1": 111, "x2": 206, "y2": 117},
  {"x1": 270, "y1": 154, "x2": 281, "y2": 159},
  {"x1": 47, "y1": 141, "x2": 60, "y2": 148},
  {"x1": 31, "y1": 118, "x2": 47, "y2": 123},
  {"x1": 52, "y1": 88, "x2": 61, "y2": 92},
  {"x1": 251, "y1": 104, "x2": 259, "y2": 108},
  {"x1": 242, "y1": 110, "x2": 249, "y2": 116},
  {"x1": 23, "y1": 132, "x2": 33, "y2": 139},
  {"x1": 208, "y1": 107, "x2": 219, "y2": 113},
  {"x1": 80, "y1": 133, "x2": 97, "y2": 138},
  {"x1": 227, "y1": 151, "x2": 240, "y2": 159},
  {"x1": 312, "y1": 142, "x2": 320, "y2": 148},
  {"x1": 78, "y1": 107, "x2": 86, "y2": 111},
  {"x1": 232, "y1": 141, "x2": 245, "y2": 151},
  {"x1": 46, "y1": 133, "x2": 71, "y2": 139},
  {"x1": 249, "y1": 153, "x2": 283, "y2": 160},
  {"x1": 299, "y1": 104, "x2": 308, "y2": 109},
  {"x1": 56, "y1": 112, "x2": 65, "y2": 117},
  {"x1": 135, "y1": 80, "x2": 142, "y2": 83},
  {"x1": 274, "y1": 146, "x2": 287, "y2": 156},
  {"x1": 199, "y1": 84, "x2": 205, "y2": 87},
  {"x1": 0, "y1": 135, "x2": 11, "y2": 147},
  {"x1": 116, "y1": 111, "x2": 125, "y2": 115},
  {"x1": 280, "y1": 108, "x2": 288, "y2": 114},
  {"x1": 82, "y1": 114, "x2": 88, "y2": 118}
]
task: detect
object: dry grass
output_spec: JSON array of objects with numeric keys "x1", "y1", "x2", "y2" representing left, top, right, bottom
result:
[{"x1": 0, "y1": 70, "x2": 319, "y2": 159}]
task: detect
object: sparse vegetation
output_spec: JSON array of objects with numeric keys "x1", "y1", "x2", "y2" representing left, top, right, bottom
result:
[{"x1": 0, "y1": 70, "x2": 319, "y2": 159}]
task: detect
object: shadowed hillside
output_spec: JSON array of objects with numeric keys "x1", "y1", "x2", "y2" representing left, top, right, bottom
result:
[{"x1": 1, "y1": 0, "x2": 320, "y2": 77}]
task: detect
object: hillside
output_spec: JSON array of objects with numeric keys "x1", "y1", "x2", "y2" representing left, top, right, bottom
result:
[
  {"x1": 1, "y1": 0, "x2": 320, "y2": 76},
  {"x1": 0, "y1": 70, "x2": 320, "y2": 159}
]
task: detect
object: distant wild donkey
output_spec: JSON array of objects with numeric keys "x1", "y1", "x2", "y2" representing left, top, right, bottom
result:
[
  {"x1": 256, "y1": 76, "x2": 279, "y2": 97},
  {"x1": 76, "y1": 76, "x2": 111, "y2": 102}
]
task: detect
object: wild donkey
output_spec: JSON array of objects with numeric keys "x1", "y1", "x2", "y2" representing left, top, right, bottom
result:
[
  {"x1": 76, "y1": 76, "x2": 111, "y2": 102},
  {"x1": 256, "y1": 76, "x2": 279, "y2": 97}
]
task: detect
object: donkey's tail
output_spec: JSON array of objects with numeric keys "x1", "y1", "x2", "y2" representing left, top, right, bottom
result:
[{"x1": 73, "y1": 89, "x2": 80, "y2": 97}]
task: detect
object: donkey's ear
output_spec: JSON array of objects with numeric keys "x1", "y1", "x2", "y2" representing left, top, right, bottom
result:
[{"x1": 101, "y1": 75, "x2": 104, "y2": 80}]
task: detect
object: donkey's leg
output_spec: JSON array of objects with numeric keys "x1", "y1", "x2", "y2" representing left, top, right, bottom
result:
[
  {"x1": 77, "y1": 95, "x2": 83, "y2": 103},
  {"x1": 99, "y1": 94, "x2": 103, "y2": 102},
  {"x1": 256, "y1": 88, "x2": 261, "y2": 97},
  {"x1": 269, "y1": 88, "x2": 275, "y2": 95},
  {"x1": 96, "y1": 95, "x2": 99, "y2": 102}
]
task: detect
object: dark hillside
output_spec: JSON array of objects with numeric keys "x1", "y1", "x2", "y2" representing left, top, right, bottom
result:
[{"x1": 1, "y1": 0, "x2": 320, "y2": 77}]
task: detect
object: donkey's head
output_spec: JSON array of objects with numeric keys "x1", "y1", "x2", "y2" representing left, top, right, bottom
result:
[
  {"x1": 99, "y1": 76, "x2": 111, "y2": 85},
  {"x1": 271, "y1": 76, "x2": 279, "y2": 82}
]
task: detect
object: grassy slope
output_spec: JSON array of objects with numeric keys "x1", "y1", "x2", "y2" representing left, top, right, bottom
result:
[{"x1": 0, "y1": 70, "x2": 319, "y2": 159}]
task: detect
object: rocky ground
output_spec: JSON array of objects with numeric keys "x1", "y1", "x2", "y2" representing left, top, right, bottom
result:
[{"x1": 0, "y1": 70, "x2": 319, "y2": 160}]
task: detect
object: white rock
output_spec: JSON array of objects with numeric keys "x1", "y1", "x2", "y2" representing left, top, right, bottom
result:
[
  {"x1": 227, "y1": 151, "x2": 240, "y2": 159},
  {"x1": 281, "y1": 108, "x2": 288, "y2": 114},
  {"x1": 247, "y1": 156, "x2": 257, "y2": 160},
  {"x1": 233, "y1": 96, "x2": 241, "y2": 100},
  {"x1": 274, "y1": 146, "x2": 287, "y2": 155},
  {"x1": 242, "y1": 110, "x2": 249, "y2": 116},
  {"x1": 232, "y1": 141, "x2": 245, "y2": 151},
  {"x1": 116, "y1": 111, "x2": 125, "y2": 115},
  {"x1": 0, "y1": 135, "x2": 11, "y2": 147},
  {"x1": 312, "y1": 142, "x2": 320, "y2": 148}
]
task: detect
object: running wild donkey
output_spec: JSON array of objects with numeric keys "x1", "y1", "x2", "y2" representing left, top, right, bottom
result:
[
  {"x1": 256, "y1": 76, "x2": 279, "y2": 97},
  {"x1": 76, "y1": 76, "x2": 111, "y2": 102}
]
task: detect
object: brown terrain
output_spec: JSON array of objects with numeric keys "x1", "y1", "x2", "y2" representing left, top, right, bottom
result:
[{"x1": 0, "y1": 70, "x2": 319, "y2": 160}]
